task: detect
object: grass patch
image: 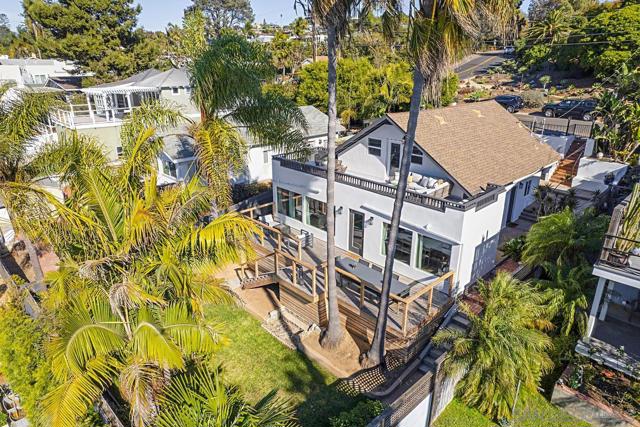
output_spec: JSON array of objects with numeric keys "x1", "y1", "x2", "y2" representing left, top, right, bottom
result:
[
  {"x1": 206, "y1": 304, "x2": 361, "y2": 427},
  {"x1": 434, "y1": 393, "x2": 590, "y2": 427}
]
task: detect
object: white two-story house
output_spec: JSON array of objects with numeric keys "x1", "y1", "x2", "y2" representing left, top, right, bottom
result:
[{"x1": 270, "y1": 101, "x2": 561, "y2": 292}]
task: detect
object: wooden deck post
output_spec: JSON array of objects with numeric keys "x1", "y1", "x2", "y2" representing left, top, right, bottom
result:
[
  {"x1": 254, "y1": 260, "x2": 259, "y2": 277},
  {"x1": 297, "y1": 240, "x2": 302, "y2": 260},
  {"x1": 274, "y1": 252, "x2": 279, "y2": 273},
  {"x1": 312, "y1": 268, "x2": 317, "y2": 300},
  {"x1": 277, "y1": 233, "x2": 282, "y2": 251},
  {"x1": 292, "y1": 260, "x2": 297, "y2": 286},
  {"x1": 428, "y1": 288, "x2": 434, "y2": 317},
  {"x1": 359, "y1": 282, "x2": 365, "y2": 308},
  {"x1": 402, "y1": 301, "x2": 410, "y2": 337}
]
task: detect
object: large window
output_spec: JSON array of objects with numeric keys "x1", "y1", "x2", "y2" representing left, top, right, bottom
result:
[
  {"x1": 368, "y1": 138, "x2": 382, "y2": 156},
  {"x1": 306, "y1": 197, "x2": 327, "y2": 230},
  {"x1": 524, "y1": 180, "x2": 532, "y2": 196},
  {"x1": 276, "y1": 188, "x2": 302, "y2": 221},
  {"x1": 416, "y1": 235, "x2": 451, "y2": 275},
  {"x1": 382, "y1": 223, "x2": 412, "y2": 265},
  {"x1": 162, "y1": 159, "x2": 177, "y2": 178}
]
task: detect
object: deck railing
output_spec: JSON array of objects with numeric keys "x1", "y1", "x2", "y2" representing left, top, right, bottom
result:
[
  {"x1": 274, "y1": 154, "x2": 503, "y2": 212},
  {"x1": 598, "y1": 196, "x2": 640, "y2": 275}
]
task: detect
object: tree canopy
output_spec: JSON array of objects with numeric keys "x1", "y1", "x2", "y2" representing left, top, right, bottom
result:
[
  {"x1": 186, "y1": 0, "x2": 254, "y2": 37},
  {"x1": 15, "y1": 0, "x2": 170, "y2": 80}
]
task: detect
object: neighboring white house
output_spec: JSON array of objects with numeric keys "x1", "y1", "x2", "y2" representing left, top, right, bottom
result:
[
  {"x1": 270, "y1": 101, "x2": 560, "y2": 291},
  {"x1": 236, "y1": 105, "x2": 346, "y2": 184},
  {"x1": 0, "y1": 57, "x2": 80, "y2": 87},
  {"x1": 578, "y1": 195, "x2": 640, "y2": 378}
]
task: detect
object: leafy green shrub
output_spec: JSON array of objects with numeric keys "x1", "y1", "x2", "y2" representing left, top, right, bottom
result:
[
  {"x1": 441, "y1": 73, "x2": 460, "y2": 107},
  {"x1": 0, "y1": 411, "x2": 7, "y2": 426},
  {"x1": 468, "y1": 89, "x2": 489, "y2": 102},
  {"x1": 0, "y1": 302, "x2": 55, "y2": 427},
  {"x1": 500, "y1": 236, "x2": 526, "y2": 262},
  {"x1": 522, "y1": 90, "x2": 545, "y2": 108},
  {"x1": 329, "y1": 400, "x2": 384, "y2": 427}
]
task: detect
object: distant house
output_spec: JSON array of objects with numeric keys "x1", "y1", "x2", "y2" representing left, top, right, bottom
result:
[
  {"x1": 156, "y1": 131, "x2": 198, "y2": 186},
  {"x1": 51, "y1": 67, "x2": 198, "y2": 162},
  {"x1": 0, "y1": 57, "x2": 81, "y2": 87},
  {"x1": 45, "y1": 75, "x2": 84, "y2": 92},
  {"x1": 237, "y1": 105, "x2": 346, "y2": 184}
]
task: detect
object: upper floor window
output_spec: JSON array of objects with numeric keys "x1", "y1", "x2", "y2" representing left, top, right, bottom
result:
[
  {"x1": 411, "y1": 147, "x2": 423, "y2": 164},
  {"x1": 185, "y1": 87, "x2": 191, "y2": 94},
  {"x1": 277, "y1": 187, "x2": 302, "y2": 221},
  {"x1": 524, "y1": 180, "x2": 532, "y2": 196},
  {"x1": 171, "y1": 87, "x2": 179, "y2": 95},
  {"x1": 306, "y1": 196, "x2": 327, "y2": 230},
  {"x1": 263, "y1": 150, "x2": 270, "y2": 164},
  {"x1": 382, "y1": 223, "x2": 412, "y2": 265},
  {"x1": 162, "y1": 159, "x2": 177, "y2": 178},
  {"x1": 368, "y1": 138, "x2": 382, "y2": 156},
  {"x1": 116, "y1": 146, "x2": 123, "y2": 158}
]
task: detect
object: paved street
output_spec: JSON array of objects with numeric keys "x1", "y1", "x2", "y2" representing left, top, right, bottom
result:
[{"x1": 455, "y1": 51, "x2": 507, "y2": 80}]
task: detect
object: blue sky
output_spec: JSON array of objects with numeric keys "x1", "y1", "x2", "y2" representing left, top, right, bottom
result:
[
  {"x1": 3, "y1": 0, "x2": 304, "y2": 30},
  {"x1": 3, "y1": 0, "x2": 529, "y2": 31}
]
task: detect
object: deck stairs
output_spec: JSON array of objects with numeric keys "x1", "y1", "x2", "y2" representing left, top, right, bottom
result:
[
  {"x1": 417, "y1": 311, "x2": 471, "y2": 375},
  {"x1": 549, "y1": 140, "x2": 586, "y2": 187},
  {"x1": 241, "y1": 273, "x2": 278, "y2": 289},
  {"x1": 519, "y1": 205, "x2": 539, "y2": 223}
]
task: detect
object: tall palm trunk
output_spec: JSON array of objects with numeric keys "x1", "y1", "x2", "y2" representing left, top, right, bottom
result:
[
  {"x1": 363, "y1": 68, "x2": 425, "y2": 367},
  {"x1": 320, "y1": 24, "x2": 344, "y2": 349},
  {"x1": 24, "y1": 235, "x2": 44, "y2": 285}
]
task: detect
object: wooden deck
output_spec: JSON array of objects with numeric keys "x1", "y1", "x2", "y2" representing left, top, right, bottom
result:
[{"x1": 239, "y1": 203, "x2": 455, "y2": 350}]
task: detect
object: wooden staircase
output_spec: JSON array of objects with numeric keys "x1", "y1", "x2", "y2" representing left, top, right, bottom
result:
[
  {"x1": 240, "y1": 273, "x2": 278, "y2": 289},
  {"x1": 549, "y1": 140, "x2": 586, "y2": 187}
]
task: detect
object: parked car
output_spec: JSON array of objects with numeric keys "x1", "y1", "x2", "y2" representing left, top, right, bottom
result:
[
  {"x1": 542, "y1": 99, "x2": 598, "y2": 121},
  {"x1": 504, "y1": 46, "x2": 515, "y2": 55},
  {"x1": 494, "y1": 95, "x2": 523, "y2": 113}
]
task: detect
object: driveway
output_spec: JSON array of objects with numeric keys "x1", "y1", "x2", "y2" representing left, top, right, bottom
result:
[{"x1": 455, "y1": 51, "x2": 508, "y2": 80}]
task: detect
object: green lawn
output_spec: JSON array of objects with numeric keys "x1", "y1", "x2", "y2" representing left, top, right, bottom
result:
[
  {"x1": 433, "y1": 393, "x2": 590, "y2": 427},
  {"x1": 205, "y1": 304, "x2": 361, "y2": 427}
]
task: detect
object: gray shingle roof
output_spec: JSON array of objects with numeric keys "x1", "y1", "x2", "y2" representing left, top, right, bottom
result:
[
  {"x1": 163, "y1": 133, "x2": 196, "y2": 160},
  {"x1": 386, "y1": 101, "x2": 561, "y2": 195},
  {"x1": 90, "y1": 68, "x2": 190, "y2": 90},
  {"x1": 299, "y1": 105, "x2": 345, "y2": 138}
]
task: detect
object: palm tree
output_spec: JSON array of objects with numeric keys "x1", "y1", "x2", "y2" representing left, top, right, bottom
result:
[
  {"x1": 538, "y1": 261, "x2": 595, "y2": 336},
  {"x1": 5, "y1": 106, "x2": 258, "y2": 426},
  {"x1": 522, "y1": 208, "x2": 609, "y2": 268},
  {"x1": 526, "y1": 9, "x2": 571, "y2": 45},
  {"x1": 0, "y1": 84, "x2": 61, "y2": 288},
  {"x1": 307, "y1": 0, "x2": 402, "y2": 350},
  {"x1": 155, "y1": 366, "x2": 295, "y2": 427},
  {"x1": 433, "y1": 272, "x2": 554, "y2": 421},
  {"x1": 189, "y1": 34, "x2": 308, "y2": 211},
  {"x1": 363, "y1": 0, "x2": 515, "y2": 367}
]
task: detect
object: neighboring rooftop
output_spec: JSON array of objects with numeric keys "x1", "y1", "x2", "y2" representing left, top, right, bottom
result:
[
  {"x1": 86, "y1": 68, "x2": 190, "y2": 93},
  {"x1": 298, "y1": 105, "x2": 346, "y2": 138},
  {"x1": 162, "y1": 133, "x2": 196, "y2": 161},
  {"x1": 386, "y1": 101, "x2": 561, "y2": 195}
]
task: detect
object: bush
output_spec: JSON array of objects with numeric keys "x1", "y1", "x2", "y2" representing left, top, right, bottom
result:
[
  {"x1": 329, "y1": 400, "x2": 384, "y2": 427},
  {"x1": 522, "y1": 90, "x2": 545, "y2": 108},
  {"x1": 0, "y1": 302, "x2": 55, "y2": 427},
  {"x1": 441, "y1": 73, "x2": 460, "y2": 107},
  {"x1": 500, "y1": 236, "x2": 526, "y2": 261},
  {"x1": 0, "y1": 411, "x2": 7, "y2": 426}
]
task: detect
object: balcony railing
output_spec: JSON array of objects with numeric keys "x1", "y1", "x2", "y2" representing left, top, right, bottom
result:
[
  {"x1": 598, "y1": 196, "x2": 640, "y2": 275},
  {"x1": 517, "y1": 116, "x2": 596, "y2": 139},
  {"x1": 51, "y1": 104, "x2": 136, "y2": 128},
  {"x1": 274, "y1": 153, "x2": 503, "y2": 212}
]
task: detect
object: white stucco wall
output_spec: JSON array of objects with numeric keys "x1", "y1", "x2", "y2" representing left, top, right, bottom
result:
[
  {"x1": 398, "y1": 392, "x2": 432, "y2": 427},
  {"x1": 338, "y1": 124, "x2": 465, "y2": 198}
]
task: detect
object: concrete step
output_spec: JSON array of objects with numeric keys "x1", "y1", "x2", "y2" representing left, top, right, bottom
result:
[{"x1": 452, "y1": 315, "x2": 471, "y2": 329}]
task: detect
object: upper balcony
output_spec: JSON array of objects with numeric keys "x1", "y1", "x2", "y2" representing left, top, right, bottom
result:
[
  {"x1": 597, "y1": 192, "x2": 640, "y2": 281},
  {"x1": 273, "y1": 151, "x2": 504, "y2": 213},
  {"x1": 51, "y1": 103, "x2": 133, "y2": 128}
]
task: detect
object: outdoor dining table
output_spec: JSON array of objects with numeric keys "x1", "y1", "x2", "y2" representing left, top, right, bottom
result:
[{"x1": 335, "y1": 256, "x2": 411, "y2": 298}]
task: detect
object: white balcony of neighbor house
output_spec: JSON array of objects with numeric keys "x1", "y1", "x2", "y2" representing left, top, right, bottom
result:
[
  {"x1": 50, "y1": 87, "x2": 160, "y2": 129},
  {"x1": 578, "y1": 194, "x2": 640, "y2": 378}
]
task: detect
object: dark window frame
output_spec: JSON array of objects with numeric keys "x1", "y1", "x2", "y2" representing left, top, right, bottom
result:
[{"x1": 368, "y1": 138, "x2": 382, "y2": 156}]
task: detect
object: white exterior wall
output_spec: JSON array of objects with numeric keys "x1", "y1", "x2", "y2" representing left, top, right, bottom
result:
[
  {"x1": 398, "y1": 392, "x2": 432, "y2": 427},
  {"x1": 156, "y1": 153, "x2": 197, "y2": 183},
  {"x1": 238, "y1": 136, "x2": 332, "y2": 184},
  {"x1": 339, "y1": 124, "x2": 464, "y2": 198},
  {"x1": 272, "y1": 159, "x2": 513, "y2": 290}
]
